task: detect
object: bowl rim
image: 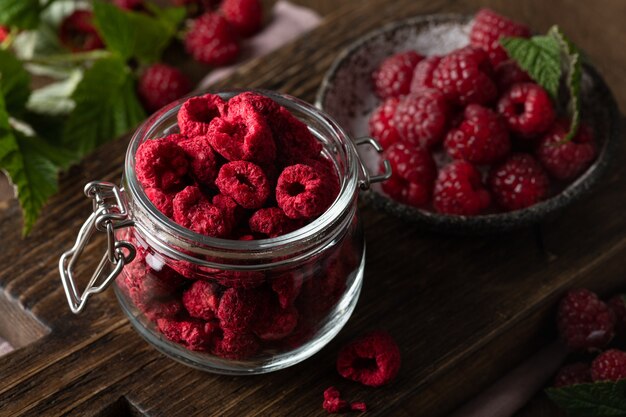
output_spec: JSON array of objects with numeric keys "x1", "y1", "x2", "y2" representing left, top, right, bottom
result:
[{"x1": 315, "y1": 13, "x2": 621, "y2": 233}]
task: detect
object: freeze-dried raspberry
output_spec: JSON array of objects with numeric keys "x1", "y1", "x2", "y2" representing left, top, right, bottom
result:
[
  {"x1": 350, "y1": 402, "x2": 367, "y2": 412},
  {"x1": 368, "y1": 97, "x2": 401, "y2": 149},
  {"x1": 177, "y1": 93, "x2": 226, "y2": 137},
  {"x1": 182, "y1": 280, "x2": 221, "y2": 320},
  {"x1": 138, "y1": 63, "x2": 192, "y2": 113},
  {"x1": 212, "y1": 193, "x2": 244, "y2": 229},
  {"x1": 59, "y1": 10, "x2": 104, "y2": 52},
  {"x1": 494, "y1": 60, "x2": 531, "y2": 93},
  {"x1": 185, "y1": 13, "x2": 240, "y2": 66},
  {"x1": 177, "y1": 136, "x2": 219, "y2": 187},
  {"x1": 382, "y1": 143, "x2": 437, "y2": 208},
  {"x1": 432, "y1": 46, "x2": 497, "y2": 106},
  {"x1": 592, "y1": 349, "x2": 626, "y2": 382},
  {"x1": 253, "y1": 304, "x2": 298, "y2": 341},
  {"x1": 136, "y1": 139, "x2": 189, "y2": 192},
  {"x1": 470, "y1": 8, "x2": 531, "y2": 66},
  {"x1": 434, "y1": 160, "x2": 491, "y2": 215},
  {"x1": 212, "y1": 329, "x2": 260, "y2": 359},
  {"x1": 144, "y1": 187, "x2": 174, "y2": 218},
  {"x1": 444, "y1": 104, "x2": 511, "y2": 164},
  {"x1": 222, "y1": 0, "x2": 263, "y2": 37},
  {"x1": 393, "y1": 89, "x2": 449, "y2": 148},
  {"x1": 215, "y1": 161, "x2": 271, "y2": 209},
  {"x1": 217, "y1": 288, "x2": 262, "y2": 331},
  {"x1": 322, "y1": 387, "x2": 349, "y2": 414},
  {"x1": 173, "y1": 185, "x2": 232, "y2": 237},
  {"x1": 276, "y1": 164, "x2": 335, "y2": 219},
  {"x1": 227, "y1": 91, "x2": 280, "y2": 117},
  {"x1": 208, "y1": 111, "x2": 276, "y2": 164},
  {"x1": 268, "y1": 107, "x2": 323, "y2": 163},
  {"x1": 410, "y1": 55, "x2": 441, "y2": 92},
  {"x1": 271, "y1": 270, "x2": 304, "y2": 308},
  {"x1": 554, "y1": 362, "x2": 591, "y2": 387},
  {"x1": 337, "y1": 330, "x2": 401, "y2": 387},
  {"x1": 488, "y1": 154, "x2": 550, "y2": 211},
  {"x1": 372, "y1": 51, "x2": 423, "y2": 99},
  {"x1": 497, "y1": 83, "x2": 556, "y2": 137},
  {"x1": 249, "y1": 207, "x2": 303, "y2": 238},
  {"x1": 157, "y1": 318, "x2": 216, "y2": 351}
]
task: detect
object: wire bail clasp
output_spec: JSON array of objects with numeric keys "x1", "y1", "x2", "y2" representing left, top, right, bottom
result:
[
  {"x1": 354, "y1": 136, "x2": 392, "y2": 190},
  {"x1": 59, "y1": 181, "x2": 136, "y2": 314}
]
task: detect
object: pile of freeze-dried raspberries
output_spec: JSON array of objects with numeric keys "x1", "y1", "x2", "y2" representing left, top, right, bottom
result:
[{"x1": 135, "y1": 91, "x2": 340, "y2": 239}]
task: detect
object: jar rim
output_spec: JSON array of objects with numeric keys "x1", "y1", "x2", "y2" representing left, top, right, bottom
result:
[{"x1": 124, "y1": 89, "x2": 361, "y2": 257}]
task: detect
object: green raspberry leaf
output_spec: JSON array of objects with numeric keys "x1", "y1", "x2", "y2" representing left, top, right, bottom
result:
[
  {"x1": 93, "y1": 0, "x2": 177, "y2": 63},
  {"x1": 0, "y1": 0, "x2": 44, "y2": 30},
  {"x1": 0, "y1": 49, "x2": 31, "y2": 114},
  {"x1": 500, "y1": 35, "x2": 562, "y2": 100},
  {"x1": 62, "y1": 55, "x2": 145, "y2": 156},
  {"x1": 546, "y1": 381, "x2": 626, "y2": 416},
  {"x1": 0, "y1": 93, "x2": 60, "y2": 236},
  {"x1": 144, "y1": 2, "x2": 186, "y2": 33}
]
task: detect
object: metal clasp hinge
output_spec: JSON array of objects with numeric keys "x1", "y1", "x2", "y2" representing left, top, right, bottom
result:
[
  {"x1": 59, "y1": 181, "x2": 136, "y2": 314},
  {"x1": 355, "y1": 136, "x2": 392, "y2": 190}
]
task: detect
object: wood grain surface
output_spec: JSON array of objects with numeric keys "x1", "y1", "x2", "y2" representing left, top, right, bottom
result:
[{"x1": 0, "y1": 1, "x2": 624, "y2": 416}]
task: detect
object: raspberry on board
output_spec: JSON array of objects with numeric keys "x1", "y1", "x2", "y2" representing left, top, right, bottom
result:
[
  {"x1": 553, "y1": 362, "x2": 591, "y2": 387},
  {"x1": 249, "y1": 207, "x2": 303, "y2": 238},
  {"x1": 368, "y1": 97, "x2": 401, "y2": 150},
  {"x1": 497, "y1": 82, "x2": 556, "y2": 137},
  {"x1": 215, "y1": 161, "x2": 271, "y2": 209},
  {"x1": 177, "y1": 136, "x2": 219, "y2": 187},
  {"x1": 591, "y1": 349, "x2": 626, "y2": 382},
  {"x1": 135, "y1": 139, "x2": 189, "y2": 192},
  {"x1": 350, "y1": 402, "x2": 367, "y2": 412},
  {"x1": 185, "y1": 13, "x2": 240, "y2": 66},
  {"x1": 433, "y1": 160, "x2": 491, "y2": 215},
  {"x1": 557, "y1": 288, "x2": 615, "y2": 351},
  {"x1": 59, "y1": 10, "x2": 104, "y2": 52},
  {"x1": 536, "y1": 121, "x2": 597, "y2": 181},
  {"x1": 336, "y1": 330, "x2": 401, "y2": 387},
  {"x1": 177, "y1": 93, "x2": 226, "y2": 137},
  {"x1": 172, "y1": 185, "x2": 232, "y2": 237},
  {"x1": 276, "y1": 164, "x2": 337, "y2": 219},
  {"x1": 372, "y1": 51, "x2": 423, "y2": 99},
  {"x1": 322, "y1": 387, "x2": 349, "y2": 414},
  {"x1": 432, "y1": 46, "x2": 497, "y2": 106},
  {"x1": 221, "y1": 0, "x2": 263, "y2": 37},
  {"x1": 488, "y1": 153, "x2": 550, "y2": 211},
  {"x1": 410, "y1": 55, "x2": 441, "y2": 93},
  {"x1": 381, "y1": 143, "x2": 437, "y2": 208},
  {"x1": 182, "y1": 280, "x2": 221, "y2": 320},
  {"x1": 444, "y1": 104, "x2": 511, "y2": 165},
  {"x1": 469, "y1": 8, "x2": 531, "y2": 66},
  {"x1": 393, "y1": 89, "x2": 449, "y2": 149},
  {"x1": 138, "y1": 63, "x2": 192, "y2": 113}
]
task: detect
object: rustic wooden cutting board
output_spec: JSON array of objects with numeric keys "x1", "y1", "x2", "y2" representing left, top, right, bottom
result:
[{"x1": 1, "y1": 0, "x2": 625, "y2": 416}]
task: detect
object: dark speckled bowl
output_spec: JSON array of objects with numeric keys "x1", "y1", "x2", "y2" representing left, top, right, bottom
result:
[{"x1": 316, "y1": 14, "x2": 620, "y2": 234}]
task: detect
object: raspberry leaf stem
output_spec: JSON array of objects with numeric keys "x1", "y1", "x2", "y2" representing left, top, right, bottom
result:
[{"x1": 546, "y1": 380, "x2": 626, "y2": 416}]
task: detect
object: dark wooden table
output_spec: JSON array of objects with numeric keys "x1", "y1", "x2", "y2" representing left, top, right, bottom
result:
[{"x1": 1, "y1": 1, "x2": 625, "y2": 416}]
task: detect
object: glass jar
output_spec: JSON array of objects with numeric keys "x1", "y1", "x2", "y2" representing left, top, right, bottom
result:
[{"x1": 59, "y1": 90, "x2": 390, "y2": 375}]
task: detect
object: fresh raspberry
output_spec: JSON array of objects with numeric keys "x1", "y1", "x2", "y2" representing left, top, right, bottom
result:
[
  {"x1": 144, "y1": 187, "x2": 174, "y2": 218},
  {"x1": 372, "y1": 51, "x2": 423, "y2": 99},
  {"x1": 393, "y1": 89, "x2": 449, "y2": 148},
  {"x1": 217, "y1": 288, "x2": 262, "y2": 331},
  {"x1": 350, "y1": 402, "x2": 367, "y2": 412},
  {"x1": 249, "y1": 207, "x2": 303, "y2": 238},
  {"x1": 557, "y1": 289, "x2": 615, "y2": 351},
  {"x1": 470, "y1": 8, "x2": 531, "y2": 66},
  {"x1": 135, "y1": 139, "x2": 189, "y2": 192},
  {"x1": 253, "y1": 304, "x2": 298, "y2": 341},
  {"x1": 536, "y1": 121, "x2": 597, "y2": 181},
  {"x1": 553, "y1": 363, "x2": 592, "y2": 387},
  {"x1": 266, "y1": 107, "x2": 323, "y2": 163},
  {"x1": 0, "y1": 26, "x2": 8, "y2": 43},
  {"x1": 368, "y1": 97, "x2": 401, "y2": 149},
  {"x1": 276, "y1": 164, "x2": 336, "y2": 219},
  {"x1": 444, "y1": 104, "x2": 511, "y2": 164},
  {"x1": 59, "y1": 10, "x2": 104, "y2": 52},
  {"x1": 215, "y1": 161, "x2": 271, "y2": 209},
  {"x1": 177, "y1": 93, "x2": 226, "y2": 137},
  {"x1": 270, "y1": 270, "x2": 304, "y2": 308},
  {"x1": 381, "y1": 143, "x2": 436, "y2": 208},
  {"x1": 221, "y1": 0, "x2": 263, "y2": 37},
  {"x1": 592, "y1": 349, "x2": 626, "y2": 382},
  {"x1": 322, "y1": 387, "x2": 348, "y2": 414},
  {"x1": 488, "y1": 154, "x2": 550, "y2": 211},
  {"x1": 212, "y1": 329, "x2": 260, "y2": 359},
  {"x1": 208, "y1": 110, "x2": 276, "y2": 164},
  {"x1": 182, "y1": 280, "x2": 221, "y2": 320},
  {"x1": 138, "y1": 64, "x2": 192, "y2": 113},
  {"x1": 185, "y1": 13, "x2": 240, "y2": 66},
  {"x1": 409, "y1": 55, "x2": 441, "y2": 92},
  {"x1": 497, "y1": 83, "x2": 555, "y2": 137},
  {"x1": 336, "y1": 330, "x2": 401, "y2": 387},
  {"x1": 433, "y1": 161, "x2": 491, "y2": 215},
  {"x1": 113, "y1": 0, "x2": 144, "y2": 10},
  {"x1": 494, "y1": 60, "x2": 531, "y2": 93},
  {"x1": 157, "y1": 318, "x2": 215, "y2": 351},
  {"x1": 609, "y1": 295, "x2": 626, "y2": 344},
  {"x1": 177, "y1": 136, "x2": 219, "y2": 187},
  {"x1": 432, "y1": 46, "x2": 497, "y2": 106},
  {"x1": 172, "y1": 185, "x2": 232, "y2": 237}
]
